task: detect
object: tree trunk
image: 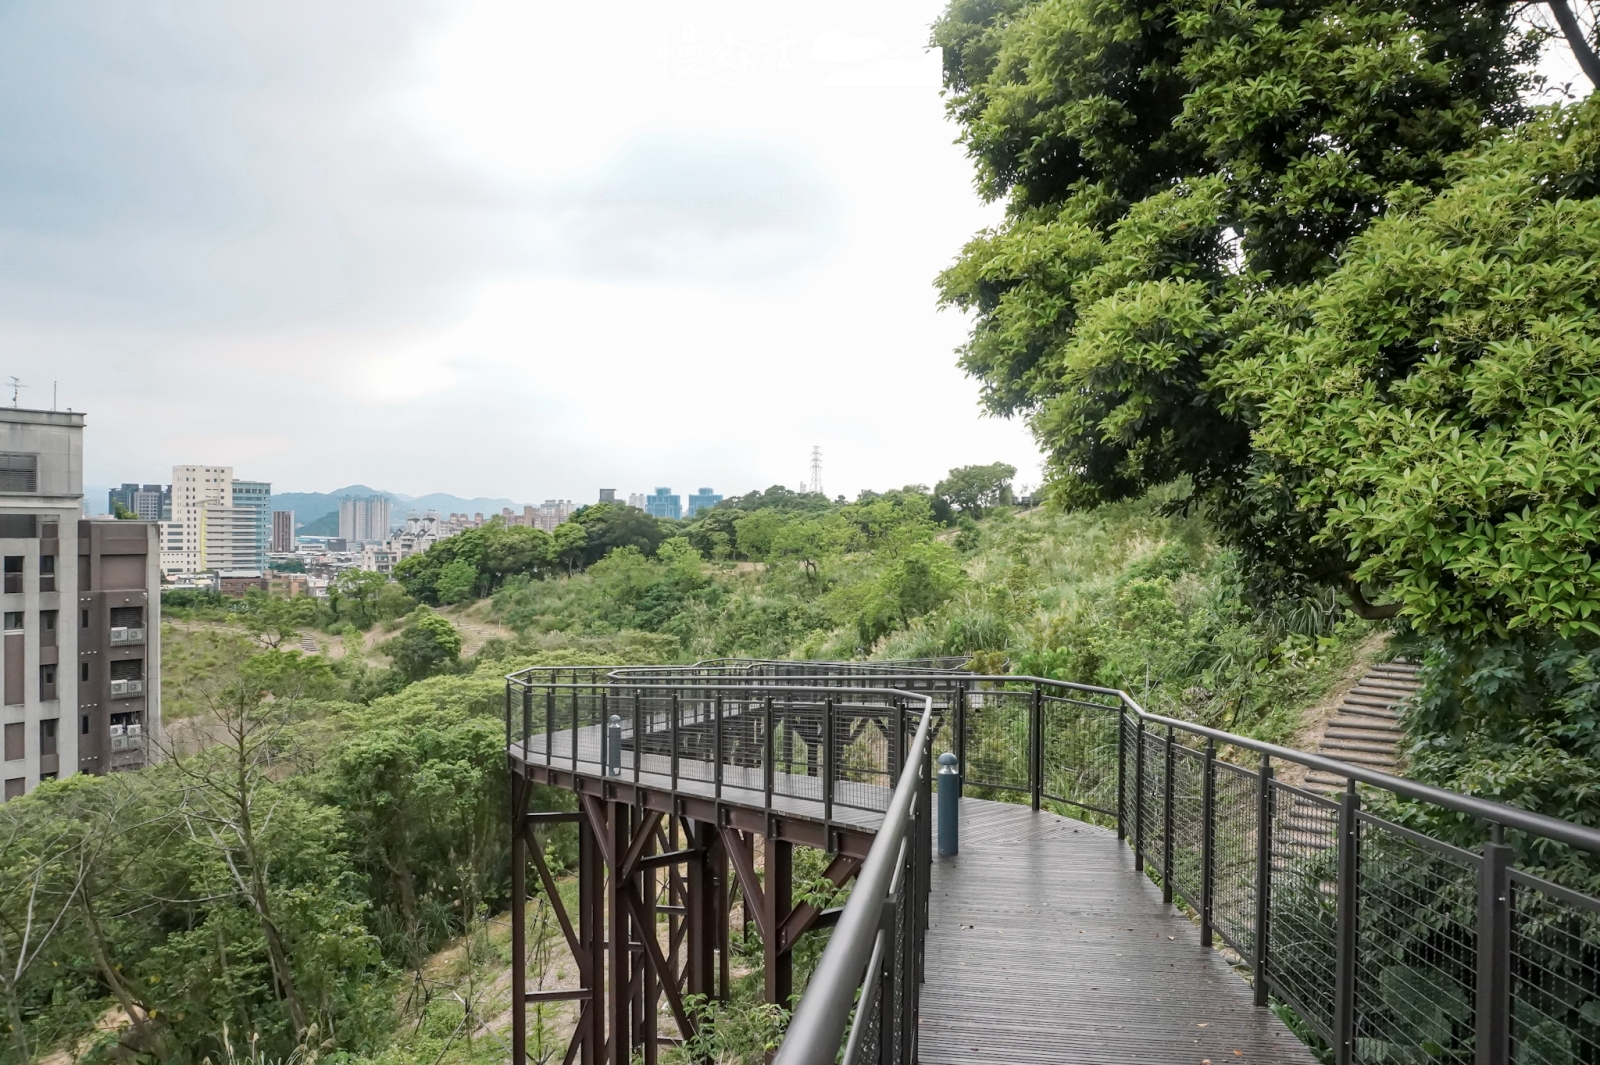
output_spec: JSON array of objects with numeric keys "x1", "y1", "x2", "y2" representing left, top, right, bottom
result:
[
  {"x1": 79, "y1": 892, "x2": 158, "y2": 1052},
  {"x1": 1339, "y1": 577, "x2": 1403, "y2": 621},
  {"x1": 1548, "y1": 0, "x2": 1600, "y2": 86}
]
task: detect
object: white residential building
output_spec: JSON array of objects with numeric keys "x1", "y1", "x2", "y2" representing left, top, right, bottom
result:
[{"x1": 159, "y1": 465, "x2": 270, "y2": 577}]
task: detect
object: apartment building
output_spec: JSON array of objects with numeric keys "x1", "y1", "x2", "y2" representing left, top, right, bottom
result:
[
  {"x1": 159, "y1": 465, "x2": 271, "y2": 577},
  {"x1": 686, "y1": 488, "x2": 722, "y2": 518},
  {"x1": 0, "y1": 409, "x2": 161, "y2": 800},
  {"x1": 271, "y1": 510, "x2": 295, "y2": 553},
  {"x1": 527, "y1": 499, "x2": 574, "y2": 531},
  {"x1": 339, "y1": 494, "x2": 391, "y2": 542},
  {"x1": 645, "y1": 488, "x2": 682, "y2": 520},
  {"x1": 109, "y1": 483, "x2": 169, "y2": 521}
]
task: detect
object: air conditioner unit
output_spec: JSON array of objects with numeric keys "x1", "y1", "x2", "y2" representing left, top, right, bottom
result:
[
  {"x1": 126, "y1": 679, "x2": 143, "y2": 695},
  {"x1": 110, "y1": 627, "x2": 128, "y2": 643},
  {"x1": 109, "y1": 679, "x2": 129, "y2": 697},
  {"x1": 126, "y1": 627, "x2": 145, "y2": 643},
  {"x1": 110, "y1": 724, "x2": 127, "y2": 751}
]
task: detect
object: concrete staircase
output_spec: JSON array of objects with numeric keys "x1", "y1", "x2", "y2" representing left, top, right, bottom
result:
[{"x1": 1303, "y1": 660, "x2": 1420, "y2": 794}]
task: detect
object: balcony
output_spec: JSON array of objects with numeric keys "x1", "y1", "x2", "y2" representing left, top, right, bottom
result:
[
  {"x1": 109, "y1": 678, "x2": 144, "y2": 698},
  {"x1": 109, "y1": 626, "x2": 146, "y2": 645}
]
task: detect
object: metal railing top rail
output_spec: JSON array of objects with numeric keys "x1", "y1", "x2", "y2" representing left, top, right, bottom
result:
[
  {"x1": 505, "y1": 662, "x2": 1600, "y2": 859},
  {"x1": 772, "y1": 690, "x2": 936, "y2": 1065}
]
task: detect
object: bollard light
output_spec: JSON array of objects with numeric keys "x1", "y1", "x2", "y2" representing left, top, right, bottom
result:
[
  {"x1": 938, "y1": 751, "x2": 960, "y2": 856},
  {"x1": 607, "y1": 714, "x2": 623, "y2": 777}
]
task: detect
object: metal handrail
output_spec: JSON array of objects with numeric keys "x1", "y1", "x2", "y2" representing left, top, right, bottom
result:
[{"x1": 774, "y1": 694, "x2": 934, "y2": 1065}]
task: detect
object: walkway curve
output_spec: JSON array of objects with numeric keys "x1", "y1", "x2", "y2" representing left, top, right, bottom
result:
[{"x1": 921, "y1": 798, "x2": 1318, "y2": 1065}]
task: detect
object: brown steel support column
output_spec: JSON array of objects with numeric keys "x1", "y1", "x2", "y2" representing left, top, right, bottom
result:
[
  {"x1": 510, "y1": 768, "x2": 528, "y2": 1065},
  {"x1": 641, "y1": 819, "x2": 659, "y2": 1065},
  {"x1": 716, "y1": 834, "x2": 730, "y2": 1002},
  {"x1": 609, "y1": 802, "x2": 631, "y2": 1065},
  {"x1": 686, "y1": 819, "x2": 715, "y2": 1003},
  {"x1": 580, "y1": 806, "x2": 605, "y2": 1065},
  {"x1": 763, "y1": 835, "x2": 793, "y2": 1008}
]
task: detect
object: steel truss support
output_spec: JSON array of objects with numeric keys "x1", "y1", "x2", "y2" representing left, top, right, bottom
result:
[{"x1": 509, "y1": 765, "x2": 860, "y2": 1064}]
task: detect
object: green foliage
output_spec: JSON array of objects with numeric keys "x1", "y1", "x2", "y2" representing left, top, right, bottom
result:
[
  {"x1": 935, "y1": 462, "x2": 1016, "y2": 517},
  {"x1": 394, "y1": 520, "x2": 558, "y2": 605},
  {"x1": 935, "y1": 0, "x2": 1537, "y2": 599},
  {"x1": 1225, "y1": 102, "x2": 1600, "y2": 639},
  {"x1": 382, "y1": 610, "x2": 464, "y2": 682}
]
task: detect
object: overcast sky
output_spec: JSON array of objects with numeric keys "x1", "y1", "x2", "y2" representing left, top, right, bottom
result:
[{"x1": 4, "y1": 0, "x2": 1046, "y2": 503}]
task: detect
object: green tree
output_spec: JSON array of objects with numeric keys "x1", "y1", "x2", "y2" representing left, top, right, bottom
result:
[
  {"x1": 552, "y1": 521, "x2": 589, "y2": 573},
  {"x1": 435, "y1": 558, "x2": 479, "y2": 605},
  {"x1": 934, "y1": 0, "x2": 1537, "y2": 603},
  {"x1": 384, "y1": 611, "x2": 463, "y2": 682},
  {"x1": 333, "y1": 569, "x2": 390, "y2": 628},
  {"x1": 935, "y1": 463, "x2": 1017, "y2": 517},
  {"x1": 1223, "y1": 103, "x2": 1600, "y2": 638}
]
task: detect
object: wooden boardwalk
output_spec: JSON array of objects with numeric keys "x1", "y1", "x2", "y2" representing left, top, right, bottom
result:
[{"x1": 921, "y1": 799, "x2": 1318, "y2": 1065}]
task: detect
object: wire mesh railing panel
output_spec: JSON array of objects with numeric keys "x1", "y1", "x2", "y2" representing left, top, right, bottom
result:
[
  {"x1": 962, "y1": 688, "x2": 1031, "y2": 795},
  {"x1": 1119, "y1": 713, "x2": 1137, "y2": 837},
  {"x1": 1040, "y1": 693, "x2": 1121, "y2": 823},
  {"x1": 773, "y1": 699, "x2": 826, "y2": 805},
  {"x1": 1211, "y1": 760, "x2": 1260, "y2": 960},
  {"x1": 1169, "y1": 744, "x2": 1207, "y2": 908},
  {"x1": 1266, "y1": 780, "x2": 1341, "y2": 1043},
  {"x1": 1138, "y1": 728, "x2": 1167, "y2": 874},
  {"x1": 832, "y1": 705, "x2": 895, "y2": 813},
  {"x1": 1509, "y1": 871, "x2": 1600, "y2": 1065},
  {"x1": 1353, "y1": 815, "x2": 1479, "y2": 1065}
]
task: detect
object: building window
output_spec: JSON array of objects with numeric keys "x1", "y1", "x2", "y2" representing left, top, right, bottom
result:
[
  {"x1": 81, "y1": 609, "x2": 89, "y2": 628},
  {"x1": 0, "y1": 514, "x2": 36, "y2": 538},
  {"x1": 3, "y1": 778, "x2": 21, "y2": 801},
  {"x1": 109, "y1": 659, "x2": 143, "y2": 681},
  {"x1": 39, "y1": 555, "x2": 53, "y2": 592},
  {"x1": 81, "y1": 715, "x2": 88, "y2": 735},
  {"x1": 80, "y1": 662, "x2": 89, "y2": 682},
  {"x1": 110, "y1": 606, "x2": 143, "y2": 627},
  {"x1": 3, "y1": 612, "x2": 19, "y2": 632},
  {"x1": 39, "y1": 719, "x2": 55, "y2": 757},
  {"x1": 3, "y1": 722, "x2": 22, "y2": 761},
  {"x1": 40, "y1": 664, "x2": 56, "y2": 700},
  {"x1": 3, "y1": 556, "x2": 20, "y2": 594},
  {"x1": 0, "y1": 454, "x2": 37, "y2": 493}
]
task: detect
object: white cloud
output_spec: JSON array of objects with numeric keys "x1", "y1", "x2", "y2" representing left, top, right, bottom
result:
[{"x1": 1, "y1": 0, "x2": 1038, "y2": 502}]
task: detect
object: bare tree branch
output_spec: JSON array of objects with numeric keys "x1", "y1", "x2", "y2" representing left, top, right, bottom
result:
[{"x1": 1547, "y1": 0, "x2": 1600, "y2": 85}]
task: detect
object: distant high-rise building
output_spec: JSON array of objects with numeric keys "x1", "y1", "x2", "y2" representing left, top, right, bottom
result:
[
  {"x1": 645, "y1": 488, "x2": 682, "y2": 520},
  {"x1": 110, "y1": 484, "x2": 169, "y2": 521},
  {"x1": 161, "y1": 466, "x2": 271, "y2": 577},
  {"x1": 338, "y1": 495, "x2": 391, "y2": 542},
  {"x1": 686, "y1": 488, "x2": 722, "y2": 518},
  {"x1": 598, "y1": 489, "x2": 617, "y2": 504},
  {"x1": 627, "y1": 493, "x2": 646, "y2": 509},
  {"x1": 231, "y1": 480, "x2": 271, "y2": 572},
  {"x1": 527, "y1": 500, "x2": 574, "y2": 531},
  {"x1": 271, "y1": 510, "x2": 296, "y2": 553}
]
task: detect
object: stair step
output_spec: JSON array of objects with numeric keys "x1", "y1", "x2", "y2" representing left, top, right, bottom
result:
[
  {"x1": 1320, "y1": 737, "x2": 1398, "y2": 755},
  {"x1": 1325, "y1": 722, "x2": 1402, "y2": 738},
  {"x1": 1344, "y1": 695, "x2": 1407, "y2": 711}
]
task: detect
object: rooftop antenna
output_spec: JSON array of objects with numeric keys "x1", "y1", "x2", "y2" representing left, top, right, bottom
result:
[
  {"x1": 809, "y1": 445, "x2": 822, "y2": 496},
  {"x1": 7, "y1": 377, "x2": 22, "y2": 408},
  {"x1": 52, "y1": 381, "x2": 57, "y2": 411}
]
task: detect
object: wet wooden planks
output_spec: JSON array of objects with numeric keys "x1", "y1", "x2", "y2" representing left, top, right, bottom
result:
[{"x1": 921, "y1": 799, "x2": 1318, "y2": 1065}]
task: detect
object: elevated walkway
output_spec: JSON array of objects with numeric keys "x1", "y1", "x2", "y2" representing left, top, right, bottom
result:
[{"x1": 923, "y1": 799, "x2": 1316, "y2": 1064}]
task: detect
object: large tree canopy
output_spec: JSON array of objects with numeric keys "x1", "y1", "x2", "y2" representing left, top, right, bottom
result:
[
  {"x1": 936, "y1": 0, "x2": 1537, "y2": 602},
  {"x1": 1223, "y1": 104, "x2": 1600, "y2": 639}
]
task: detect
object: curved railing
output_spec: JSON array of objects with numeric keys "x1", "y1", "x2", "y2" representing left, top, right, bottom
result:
[{"x1": 507, "y1": 661, "x2": 1600, "y2": 1065}]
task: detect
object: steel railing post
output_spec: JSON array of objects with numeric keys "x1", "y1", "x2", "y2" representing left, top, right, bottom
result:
[
  {"x1": 1200, "y1": 739, "x2": 1216, "y2": 947},
  {"x1": 1162, "y1": 725, "x2": 1175, "y2": 904},
  {"x1": 714, "y1": 693, "x2": 724, "y2": 799},
  {"x1": 1116, "y1": 705, "x2": 1127, "y2": 840},
  {"x1": 954, "y1": 685, "x2": 966, "y2": 779},
  {"x1": 1253, "y1": 752, "x2": 1274, "y2": 1007},
  {"x1": 570, "y1": 685, "x2": 579, "y2": 769},
  {"x1": 521, "y1": 685, "x2": 531, "y2": 752},
  {"x1": 1030, "y1": 683, "x2": 1043, "y2": 811},
  {"x1": 764, "y1": 695, "x2": 776, "y2": 813},
  {"x1": 1333, "y1": 779, "x2": 1361, "y2": 1065},
  {"x1": 1134, "y1": 718, "x2": 1147, "y2": 872},
  {"x1": 545, "y1": 688, "x2": 554, "y2": 764},
  {"x1": 670, "y1": 691, "x2": 680, "y2": 790},
  {"x1": 633, "y1": 689, "x2": 643, "y2": 783},
  {"x1": 823, "y1": 697, "x2": 835, "y2": 836},
  {"x1": 1476, "y1": 824, "x2": 1512, "y2": 1065}
]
